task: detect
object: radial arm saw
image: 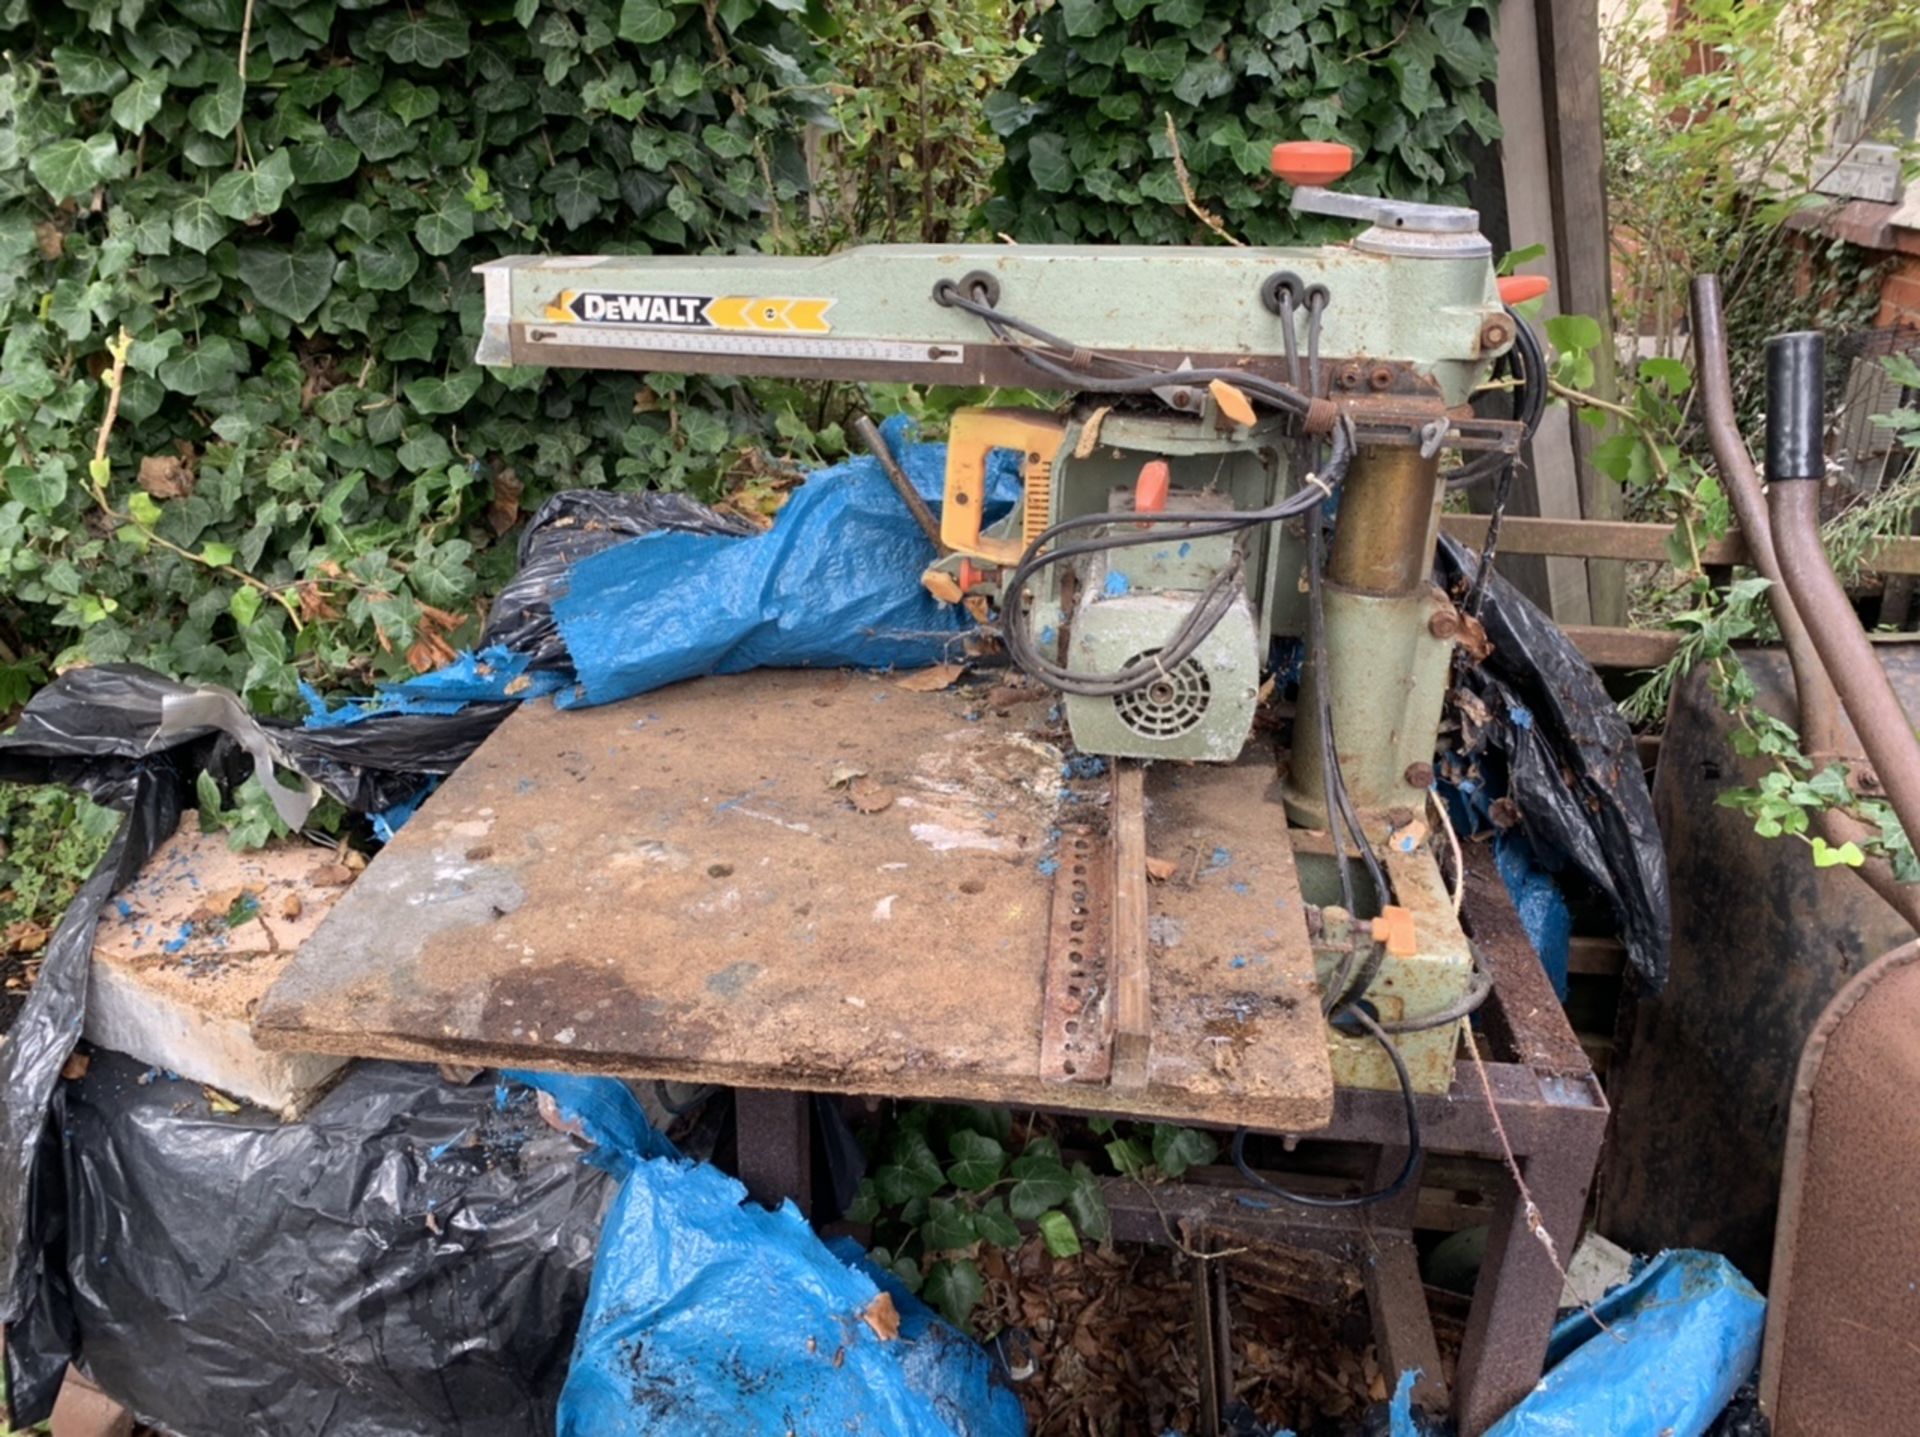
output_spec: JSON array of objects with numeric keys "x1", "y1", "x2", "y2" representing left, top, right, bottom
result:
[{"x1": 475, "y1": 140, "x2": 1548, "y2": 1098}]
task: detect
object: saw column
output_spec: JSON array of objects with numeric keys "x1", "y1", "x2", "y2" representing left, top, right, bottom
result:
[{"x1": 1285, "y1": 441, "x2": 1458, "y2": 839}]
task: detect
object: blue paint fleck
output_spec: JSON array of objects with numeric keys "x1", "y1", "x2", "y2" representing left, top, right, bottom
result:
[
  {"x1": 1062, "y1": 754, "x2": 1108, "y2": 780},
  {"x1": 1230, "y1": 956, "x2": 1248, "y2": 969},
  {"x1": 1230, "y1": 881, "x2": 1250, "y2": 895},
  {"x1": 1103, "y1": 571, "x2": 1131, "y2": 597},
  {"x1": 1039, "y1": 626, "x2": 1057, "y2": 646},
  {"x1": 1208, "y1": 847, "x2": 1231, "y2": 869},
  {"x1": 1510, "y1": 703, "x2": 1534, "y2": 730},
  {"x1": 427, "y1": 1130, "x2": 469, "y2": 1163},
  {"x1": 114, "y1": 899, "x2": 133, "y2": 919},
  {"x1": 1036, "y1": 857, "x2": 1060, "y2": 876},
  {"x1": 1178, "y1": 541, "x2": 1192, "y2": 558}
]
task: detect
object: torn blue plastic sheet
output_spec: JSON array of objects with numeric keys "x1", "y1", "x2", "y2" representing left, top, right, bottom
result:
[
  {"x1": 553, "y1": 419, "x2": 1020, "y2": 708},
  {"x1": 300, "y1": 647, "x2": 565, "y2": 729},
  {"x1": 525, "y1": 1074, "x2": 1024, "y2": 1437},
  {"x1": 1483, "y1": 1250, "x2": 1763, "y2": 1437}
]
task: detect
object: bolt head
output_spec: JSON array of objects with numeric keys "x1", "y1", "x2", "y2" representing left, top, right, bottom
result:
[{"x1": 1403, "y1": 762, "x2": 1434, "y2": 789}]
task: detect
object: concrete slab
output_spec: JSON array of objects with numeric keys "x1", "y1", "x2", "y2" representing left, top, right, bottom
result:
[{"x1": 87, "y1": 826, "x2": 355, "y2": 1115}]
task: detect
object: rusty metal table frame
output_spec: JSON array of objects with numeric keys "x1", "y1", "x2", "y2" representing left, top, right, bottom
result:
[{"x1": 730, "y1": 841, "x2": 1607, "y2": 1436}]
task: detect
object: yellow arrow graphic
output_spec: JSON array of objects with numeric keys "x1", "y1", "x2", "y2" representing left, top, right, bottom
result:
[
  {"x1": 543, "y1": 290, "x2": 577, "y2": 322},
  {"x1": 784, "y1": 298, "x2": 833, "y2": 333},
  {"x1": 704, "y1": 295, "x2": 753, "y2": 329}
]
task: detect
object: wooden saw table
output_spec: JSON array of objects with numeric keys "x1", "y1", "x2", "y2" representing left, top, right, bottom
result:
[{"x1": 255, "y1": 668, "x2": 1335, "y2": 1131}]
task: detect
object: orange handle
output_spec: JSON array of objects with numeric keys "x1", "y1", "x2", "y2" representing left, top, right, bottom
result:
[
  {"x1": 940, "y1": 409, "x2": 1069, "y2": 565},
  {"x1": 1498, "y1": 274, "x2": 1551, "y2": 306},
  {"x1": 1270, "y1": 140, "x2": 1353, "y2": 187}
]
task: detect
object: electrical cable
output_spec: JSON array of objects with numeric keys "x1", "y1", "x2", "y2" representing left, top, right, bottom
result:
[
  {"x1": 996, "y1": 423, "x2": 1357, "y2": 697},
  {"x1": 1444, "y1": 305, "x2": 1548, "y2": 491},
  {"x1": 936, "y1": 284, "x2": 1320, "y2": 420},
  {"x1": 1229, "y1": 1004, "x2": 1421, "y2": 1209}
]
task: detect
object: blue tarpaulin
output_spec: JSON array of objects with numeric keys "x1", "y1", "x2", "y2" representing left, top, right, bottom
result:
[
  {"x1": 1484, "y1": 1250, "x2": 1764, "y2": 1437},
  {"x1": 521, "y1": 1074, "x2": 1025, "y2": 1437},
  {"x1": 552, "y1": 418, "x2": 1019, "y2": 707}
]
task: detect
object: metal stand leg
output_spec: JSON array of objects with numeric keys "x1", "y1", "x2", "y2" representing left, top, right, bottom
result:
[
  {"x1": 734, "y1": 1088, "x2": 811, "y2": 1215},
  {"x1": 1453, "y1": 1131, "x2": 1599, "y2": 1434},
  {"x1": 1362, "y1": 1144, "x2": 1447, "y2": 1411}
]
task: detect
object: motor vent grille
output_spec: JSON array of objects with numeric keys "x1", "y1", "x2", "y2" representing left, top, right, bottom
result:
[{"x1": 1113, "y1": 651, "x2": 1212, "y2": 739}]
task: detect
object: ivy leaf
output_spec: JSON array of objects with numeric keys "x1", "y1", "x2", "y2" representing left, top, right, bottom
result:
[
  {"x1": 1035, "y1": 1209, "x2": 1081, "y2": 1258},
  {"x1": 354, "y1": 235, "x2": 421, "y2": 292},
  {"x1": 396, "y1": 430, "x2": 453, "y2": 472},
  {"x1": 53, "y1": 45, "x2": 127, "y2": 95},
  {"x1": 1105, "y1": 1135, "x2": 1151, "y2": 1177},
  {"x1": 1811, "y1": 837, "x2": 1866, "y2": 869},
  {"x1": 1150, "y1": 1124, "x2": 1216, "y2": 1178},
  {"x1": 1065, "y1": 1161, "x2": 1111, "y2": 1243},
  {"x1": 228, "y1": 585, "x2": 263, "y2": 627},
  {"x1": 339, "y1": 105, "x2": 415, "y2": 163},
  {"x1": 403, "y1": 368, "x2": 484, "y2": 416},
  {"x1": 541, "y1": 161, "x2": 617, "y2": 229},
  {"x1": 157, "y1": 335, "x2": 247, "y2": 396},
  {"x1": 618, "y1": 0, "x2": 679, "y2": 43},
  {"x1": 237, "y1": 239, "x2": 337, "y2": 323},
  {"x1": 290, "y1": 139, "x2": 362, "y2": 185},
  {"x1": 844, "y1": 1178, "x2": 880, "y2": 1225},
  {"x1": 9, "y1": 466, "x2": 70, "y2": 516},
  {"x1": 946, "y1": 1130, "x2": 1007, "y2": 1191},
  {"x1": 875, "y1": 1131, "x2": 947, "y2": 1205},
  {"x1": 974, "y1": 1197, "x2": 1021, "y2": 1248},
  {"x1": 922, "y1": 1197, "x2": 978, "y2": 1252},
  {"x1": 414, "y1": 194, "x2": 477, "y2": 256},
  {"x1": 171, "y1": 195, "x2": 231, "y2": 253},
  {"x1": 410, "y1": 539, "x2": 476, "y2": 606},
  {"x1": 189, "y1": 69, "x2": 246, "y2": 138},
  {"x1": 1027, "y1": 133, "x2": 1074, "y2": 194},
  {"x1": 110, "y1": 74, "x2": 168, "y2": 133},
  {"x1": 364, "y1": 12, "x2": 471, "y2": 67},
  {"x1": 209, "y1": 149, "x2": 297, "y2": 221},
  {"x1": 1008, "y1": 1152, "x2": 1075, "y2": 1219},
  {"x1": 922, "y1": 1258, "x2": 985, "y2": 1329},
  {"x1": 29, "y1": 134, "x2": 121, "y2": 201}
]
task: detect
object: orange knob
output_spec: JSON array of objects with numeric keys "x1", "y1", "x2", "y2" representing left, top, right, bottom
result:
[
  {"x1": 1135, "y1": 460, "x2": 1171, "y2": 514},
  {"x1": 1270, "y1": 141, "x2": 1353, "y2": 187},
  {"x1": 957, "y1": 557, "x2": 990, "y2": 594},
  {"x1": 1498, "y1": 275, "x2": 1551, "y2": 305}
]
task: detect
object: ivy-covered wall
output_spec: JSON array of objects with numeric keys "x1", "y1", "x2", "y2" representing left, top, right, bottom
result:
[
  {"x1": 983, "y1": 0, "x2": 1502, "y2": 245},
  {"x1": 0, "y1": 0, "x2": 825, "y2": 710}
]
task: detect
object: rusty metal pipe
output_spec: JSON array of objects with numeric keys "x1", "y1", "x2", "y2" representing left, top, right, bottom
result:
[
  {"x1": 1766, "y1": 331, "x2": 1920, "y2": 852},
  {"x1": 1689, "y1": 276, "x2": 1841, "y2": 758},
  {"x1": 1327, "y1": 444, "x2": 1442, "y2": 596}
]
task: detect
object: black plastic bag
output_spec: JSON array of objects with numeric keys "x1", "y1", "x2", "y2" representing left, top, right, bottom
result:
[
  {"x1": 1436, "y1": 537, "x2": 1671, "y2": 990},
  {"x1": 482, "y1": 489, "x2": 756, "y2": 670},
  {"x1": 0, "y1": 666, "x2": 517, "y2": 1323},
  {"x1": 6, "y1": 1054, "x2": 615, "y2": 1432}
]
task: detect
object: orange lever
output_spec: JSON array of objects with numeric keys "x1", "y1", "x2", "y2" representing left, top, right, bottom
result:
[
  {"x1": 1498, "y1": 274, "x2": 1551, "y2": 306},
  {"x1": 1270, "y1": 140, "x2": 1353, "y2": 187},
  {"x1": 1134, "y1": 460, "x2": 1170, "y2": 515},
  {"x1": 1369, "y1": 905, "x2": 1417, "y2": 958}
]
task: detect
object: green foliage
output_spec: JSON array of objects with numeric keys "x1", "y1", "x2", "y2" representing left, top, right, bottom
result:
[
  {"x1": 803, "y1": 0, "x2": 1034, "y2": 246},
  {"x1": 1550, "y1": 326, "x2": 1919, "y2": 883},
  {"x1": 849, "y1": 1103, "x2": 1109, "y2": 1330},
  {"x1": 1601, "y1": 0, "x2": 1919, "y2": 367},
  {"x1": 982, "y1": 0, "x2": 1501, "y2": 245},
  {"x1": 0, "y1": 0, "x2": 827, "y2": 715},
  {"x1": 0, "y1": 784, "x2": 118, "y2": 942}
]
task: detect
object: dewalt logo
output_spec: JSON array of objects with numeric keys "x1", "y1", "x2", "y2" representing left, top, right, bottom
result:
[{"x1": 543, "y1": 289, "x2": 834, "y2": 334}]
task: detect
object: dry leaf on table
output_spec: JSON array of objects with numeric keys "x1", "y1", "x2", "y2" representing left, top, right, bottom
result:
[
  {"x1": 1144, "y1": 855, "x2": 1180, "y2": 882},
  {"x1": 60, "y1": 1052, "x2": 90, "y2": 1081},
  {"x1": 861, "y1": 1292, "x2": 900, "y2": 1341},
  {"x1": 847, "y1": 777, "x2": 895, "y2": 814},
  {"x1": 895, "y1": 663, "x2": 967, "y2": 693}
]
